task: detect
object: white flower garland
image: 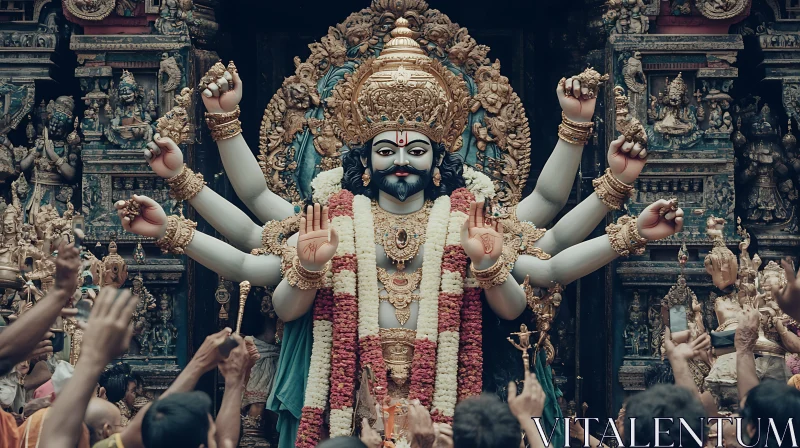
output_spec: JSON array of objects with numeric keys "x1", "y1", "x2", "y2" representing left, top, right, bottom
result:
[
  {"x1": 353, "y1": 196, "x2": 380, "y2": 338},
  {"x1": 310, "y1": 167, "x2": 344, "y2": 205},
  {"x1": 462, "y1": 165, "x2": 496, "y2": 202},
  {"x1": 416, "y1": 196, "x2": 451, "y2": 341},
  {"x1": 303, "y1": 319, "x2": 333, "y2": 409},
  {"x1": 432, "y1": 209, "x2": 469, "y2": 416},
  {"x1": 330, "y1": 408, "x2": 354, "y2": 438}
]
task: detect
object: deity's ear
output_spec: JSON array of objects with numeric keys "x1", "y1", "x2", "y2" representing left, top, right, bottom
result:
[
  {"x1": 360, "y1": 155, "x2": 368, "y2": 168},
  {"x1": 436, "y1": 152, "x2": 445, "y2": 167}
]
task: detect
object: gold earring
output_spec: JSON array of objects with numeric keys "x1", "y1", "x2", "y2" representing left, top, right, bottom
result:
[
  {"x1": 362, "y1": 169, "x2": 371, "y2": 187},
  {"x1": 433, "y1": 168, "x2": 441, "y2": 187}
]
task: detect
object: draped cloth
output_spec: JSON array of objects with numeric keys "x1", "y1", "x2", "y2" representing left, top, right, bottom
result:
[
  {"x1": 244, "y1": 338, "x2": 281, "y2": 408},
  {"x1": 535, "y1": 349, "x2": 565, "y2": 448},
  {"x1": 267, "y1": 312, "x2": 312, "y2": 448}
]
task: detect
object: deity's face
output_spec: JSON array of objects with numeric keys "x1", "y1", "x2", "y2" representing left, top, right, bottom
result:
[
  {"x1": 369, "y1": 130, "x2": 435, "y2": 202},
  {"x1": 3, "y1": 217, "x2": 16, "y2": 237},
  {"x1": 762, "y1": 274, "x2": 783, "y2": 295},
  {"x1": 119, "y1": 84, "x2": 136, "y2": 104},
  {"x1": 48, "y1": 112, "x2": 71, "y2": 138}
]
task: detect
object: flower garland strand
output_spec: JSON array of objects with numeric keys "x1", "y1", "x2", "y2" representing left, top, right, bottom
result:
[
  {"x1": 407, "y1": 196, "x2": 451, "y2": 406},
  {"x1": 431, "y1": 188, "x2": 473, "y2": 422},
  {"x1": 328, "y1": 190, "x2": 359, "y2": 436}
]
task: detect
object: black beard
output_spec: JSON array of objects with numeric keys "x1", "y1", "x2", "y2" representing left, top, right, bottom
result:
[{"x1": 373, "y1": 164, "x2": 431, "y2": 202}]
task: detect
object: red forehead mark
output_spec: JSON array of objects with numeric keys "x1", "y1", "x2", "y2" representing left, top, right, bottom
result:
[{"x1": 395, "y1": 130, "x2": 407, "y2": 147}]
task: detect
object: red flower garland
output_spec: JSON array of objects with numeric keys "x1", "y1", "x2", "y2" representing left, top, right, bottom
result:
[
  {"x1": 408, "y1": 339, "x2": 437, "y2": 406},
  {"x1": 458, "y1": 286, "x2": 483, "y2": 401}
]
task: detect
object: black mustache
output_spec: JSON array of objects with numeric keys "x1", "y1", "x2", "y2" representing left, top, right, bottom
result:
[{"x1": 374, "y1": 164, "x2": 428, "y2": 177}]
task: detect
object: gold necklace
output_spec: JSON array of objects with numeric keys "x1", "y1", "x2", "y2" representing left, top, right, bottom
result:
[
  {"x1": 377, "y1": 267, "x2": 422, "y2": 325},
  {"x1": 372, "y1": 201, "x2": 431, "y2": 271}
]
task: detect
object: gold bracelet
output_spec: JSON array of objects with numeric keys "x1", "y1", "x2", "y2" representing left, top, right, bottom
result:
[
  {"x1": 166, "y1": 164, "x2": 206, "y2": 201},
  {"x1": 606, "y1": 215, "x2": 647, "y2": 257},
  {"x1": 592, "y1": 168, "x2": 634, "y2": 210},
  {"x1": 204, "y1": 107, "x2": 241, "y2": 127},
  {"x1": 471, "y1": 254, "x2": 510, "y2": 289},
  {"x1": 209, "y1": 119, "x2": 242, "y2": 141},
  {"x1": 156, "y1": 215, "x2": 197, "y2": 255},
  {"x1": 558, "y1": 113, "x2": 594, "y2": 145},
  {"x1": 286, "y1": 255, "x2": 329, "y2": 290},
  {"x1": 259, "y1": 214, "x2": 301, "y2": 257}
]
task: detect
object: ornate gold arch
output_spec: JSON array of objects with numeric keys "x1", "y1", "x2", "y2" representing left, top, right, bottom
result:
[{"x1": 258, "y1": 0, "x2": 532, "y2": 207}]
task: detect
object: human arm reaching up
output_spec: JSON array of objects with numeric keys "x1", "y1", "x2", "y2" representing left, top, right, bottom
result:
[
  {"x1": 0, "y1": 241, "x2": 80, "y2": 374},
  {"x1": 215, "y1": 334, "x2": 255, "y2": 448},
  {"x1": 735, "y1": 308, "x2": 761, "y2": 401},
  {"x1": 40, "y1": 287, "x2": 138, "y2": 448},
  {"x1": 199, "y1": 63, "x2": 295, "y2": 223},
  {"x1": 508, "y1": 370, "x2": 548, "y2": 448}
]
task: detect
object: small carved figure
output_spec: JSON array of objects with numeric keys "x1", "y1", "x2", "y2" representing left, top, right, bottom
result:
[{"x1": 105, "y1": 71, "x2": 154, "y2": 149}]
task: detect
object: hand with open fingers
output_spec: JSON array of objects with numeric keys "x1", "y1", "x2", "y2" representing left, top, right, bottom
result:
[
  {"x1": 297, "y1": 204, "x2": 338, "y2": 271},
  {"x1": 557, "y1": 75, "x2": 597, "y2": 123},
  {"x1": 607, "y1": 134, "x2": 647, "y2": 184},
  {"x1": 200, "y1": 62, "x2": 242, "y2": 114},
  {"x1": 115, "y1": 195, "x2": 168, "y2": 239},
  {"x1": 507, "y1": 370, "x2": 546, "y2": 421},
  {"x1": 79, "y1": 287, "x2": 137, "y2": 364},
  {"x1": 568, "y1": 416, "x2": 585, "y2": 442},
  {"x1": 53, "y1": 240, "x2": 81, "y2": 296},
  {"x1": 637, "y1": 199, "x2": 684, "y2": 241},
  {"x1": 461, "y1": 201, "x2": 504, "y2": 269},
  {"x1": 145, "y1": 133, "x2": 184, "y2": 178},
  {"x1": 360, "y1": 418, "x2": 383, "y2": 448},
  {"x1": 735, "y1": 308, "x2": 761, "y2": 353},
  {"x1": 192, "y1": 327, "x2": 233, "y2": 373},
  {"x1": 218, "y1": 334, "x2": 253, "y2": 386},
  {"x1": 408, "y1": 402, "x2": 436, "y2": 448},
  {"x1": 665, "y1": 328, "x2": 711, "y2": 362},
  {"x1": 433, "y1": 423, "x2": 454, "y2": 448},
  {"x1": 778, "y1": 258, "x2": 800, "y2": 322}
]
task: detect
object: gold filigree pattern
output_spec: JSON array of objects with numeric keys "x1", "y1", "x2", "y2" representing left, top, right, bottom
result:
[
  {"x1": 156, "y1": 88, "x2": 193, "y2": 145},
  {"x1": 65, "y1": 0, "x2": 115, "y2": 21},
  {"x1": 258, "y1": 2, "x2": 532, "y2": 207}
]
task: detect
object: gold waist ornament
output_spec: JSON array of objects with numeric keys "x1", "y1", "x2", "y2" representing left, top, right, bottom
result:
[{"x1": 379, "y1": 327, "x2": 416, "y2": 398}]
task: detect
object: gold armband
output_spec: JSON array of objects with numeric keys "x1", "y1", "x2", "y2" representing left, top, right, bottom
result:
[
  {"x1": 286, "y1": 255, "x2": 330, "y2": 290},
  {"x1": 156, "y1": 215, "x2": 197, "y2": 255},
  {"x1": 558, "y1": 113, "x2": 594, "y2": 146},
  {"x1": 471, "y1": 254, "x2": 510, "y2": 290},
  {"x1": 605, "y1": 215, "x2": 647, "y2": 257},
  {"x1": 167, "y1": 164, "x2": 205, "y2": 201},
  {"x1": 205, "y1": 106, "x2": 242, "y2": 141},
  {"x1": 592, "y1": 168, "x2": 634, "y2": 211}
]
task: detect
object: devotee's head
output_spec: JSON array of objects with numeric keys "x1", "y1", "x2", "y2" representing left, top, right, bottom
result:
[
  {"x1": 99, "y1": 363, "x2": 136, "y2": 406},
  {"x1": 624, "y1": 384, "x2": 706, "y2": 448},
  {"x1": 84, "y1": 397, "x2": 122, "y2": 445},
  {"x1": 142, "y1": 391, "x2": 215, "y2": 448},
  {"x1": 317, "y1": 437, "x2": 368, "y2": 448},
  {"x1": 452, "y1": 394, "x2": 521, "y2": 448},
  {"x1": 740, "y1": 380, "x2": 800, "y2": 448},
  {"x1": 342, "y1": 130, "x2": 465, "y2": 202}
]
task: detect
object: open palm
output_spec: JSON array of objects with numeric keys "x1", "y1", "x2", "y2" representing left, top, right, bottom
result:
[
  {"x1": 461, "y1": 201, "x2": 504, "y2": 268},
  {"x1": 297, "y1": 204, "x2": 338, "y2": 271}
]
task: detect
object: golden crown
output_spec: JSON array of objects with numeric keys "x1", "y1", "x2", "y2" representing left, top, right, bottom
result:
[{"x1": 327, "y1": 17, "x2": 469, "y2": 151}]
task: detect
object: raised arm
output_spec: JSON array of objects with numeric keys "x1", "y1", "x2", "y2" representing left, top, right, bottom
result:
[
  {"x1": 462, "y1": 201, "x2": 527, "y2": 320},
  {"x1": 517, "y1": 72, "x2": 603, "y2": 227},
  {"x1": 144, "y1": 135, "x2": 262, "y2": 251},
  {"x1": 116, "y1": 195, "x2": 282, "y2": 286},
  {"x1": 272, "y1": 204, "x2": 338, "y2": 322},
  {"x1": 514, "y1": 200, "x2": 684, "y2": 287},
  {"x1": 735, "y1": 309, "x2": 761, "y2": 401},
  {"x1": 535, "y1": 134, "x2": 647, "y2": 256},
  {"x1": 200, "y1": 63, "x2": 295, "y2": 223}
]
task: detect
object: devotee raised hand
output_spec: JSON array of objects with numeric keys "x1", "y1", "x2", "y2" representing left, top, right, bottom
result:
[
  {"x1": 144, "y1": 133, "x2": 183, "y2": 178},
  {"x1": 432, "y1": 423, "x2": 454, "y2": 448},
  {"x1": 359, "y1": 418, "x2": 383, "y2": 448},
  {"x1": 297, "y1": 204, "x2": 338, "y2": 271},
  {"x1": 115, "y1": 195, "x2": 167, "y2": 239},
  {"x1": 636, "y1": 199, "x2": 684, "y2": 241},
  {"x1": 200, "y1": 62, "x2": 242, "y2": 114},
  {"x1": 508, "y1": 371, "x2": 548, "y2": 448},
  {"x1": 407, "y1": 401, "x2": 436, "y2": 448},
  {"x1": 461, "y1": 201, "x2": 504, "y2": 270},
  {"x1": 778, "y1": 258, "x2": 800, "y2": 322}
]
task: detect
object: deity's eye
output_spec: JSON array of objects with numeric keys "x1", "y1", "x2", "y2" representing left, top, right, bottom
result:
[
  {"x1": 376, "y1": 148, "x2": 395, "y2": 157},
  {"x1": 407, "y1": 147, "x2": 427, "y2": 156}
]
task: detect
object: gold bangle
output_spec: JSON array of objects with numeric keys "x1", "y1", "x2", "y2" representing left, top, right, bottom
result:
[
  {"x1": 606, "y1": 215, "x2": 647, "y2": 257},
  {"x1": 166, "y1": 164, "x2": 206, "y2": 201},
  {"x1": 561, "y1": 112, "x2": 594, "y2": 129},
  {"x1": 286, "y1": 255, "x2": 329, "y2": 290},
  {"x1": 156, "y1": 215, "x2": 197, "y2": 255},
  {"x1": 592, "y1": 168, "x2": 634, "y2": 210},
  {"x1": 471, "y1": 254, "x2": 510, "y2": 289},
  {"x1": 204, "y1": 106, "x2": 241, "y2": 127},
  {"x1": 557, "y1": 114, "x2": 594, "y2": 146},
  {"x1": 209, "y1": 119, "x2": 242, "y2": 141}
]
